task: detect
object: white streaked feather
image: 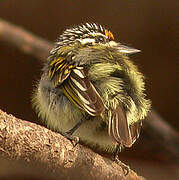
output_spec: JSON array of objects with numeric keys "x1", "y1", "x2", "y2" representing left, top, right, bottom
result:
[
  {"x1": 88, "y1": 32, "x2": 105, "y2": 37},
  {"x1": 73, "y1": 69, "x2": 85, "y2": 78},
  {"x1": 83, "y1": 25, "x2": 90, "y2": 32},
  {"x1": 76, "y1": 66, "x2": 83, "y2": 70},
  {"x1": 63, "y1": 40, "x2": 69, "y2": 43},
  {"x1": 86, "y1": 23, "x2": 92, "y2": 28},
  {"x1": 70, "y1": 76, "x2": 87, "y2": 91},
  {"x1": 79, "y1": 38, "x2": 95, "y2": 45},
  {"x1": 108, "y1": 111, "x2": 112, "y2": 137},
  {"x1": 71, "y1": 56, "x2": 75, "y2": 60},
  {"x1": 75, "y1": 30, "x2": 83, "y2": 34},
  {"x1": 79, "y1": 27, "x2": 84, "y2": 31},
  {"x1": 94, "y1": 23, "x2": 98, "y2": 30},
  {"x1": 99, "y1": 25, "x2": 104, "y2": 32},
  {"x1": 84, "y1": 104, "x2": 96, "y2": 113},
  {"x1": 115, "y1": 112, "x2": 121, "y2": 140},
  {"x1": 112, "y1": 113, "x2": 118, "y2": 141},
  {"x1": 75, "y1": 91, "x2": 90, "y2": 105}
]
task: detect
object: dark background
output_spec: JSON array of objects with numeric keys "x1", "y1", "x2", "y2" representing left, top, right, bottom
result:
[{"x1": 0, "y1": 1, "x2": 178, "y2": 179}]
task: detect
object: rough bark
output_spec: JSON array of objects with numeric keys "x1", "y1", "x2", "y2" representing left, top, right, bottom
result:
[{"x1": 0, "y1": 109, "x2": 145, "y2": 180}]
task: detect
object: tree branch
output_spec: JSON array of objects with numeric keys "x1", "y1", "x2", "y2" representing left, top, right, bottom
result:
[
  {"x1": 144, "y1": 110, "x2": 179, "y2": 162},
  {"x1": 0, "y1": 18, "x2": 52, "y2": 61},
  {"x1": 0, "y1": 109, "x2": 145, "y2": 180}
]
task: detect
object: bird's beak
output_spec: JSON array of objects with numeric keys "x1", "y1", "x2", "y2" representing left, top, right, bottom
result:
[{"x1": 117, "y1": 44, "x2": 141, "y2": 54}]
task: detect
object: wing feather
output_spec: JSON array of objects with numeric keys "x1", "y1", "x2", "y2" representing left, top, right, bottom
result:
[
  {"x1": 109, "y1": 105, "x2": 142, "y2": 147},
  {"x1": 48, "y1": 55, "x2": 104, "y2": 116},
  {"x1": 109, "y1": 105, "x2": 133, "y2": 147},
  {"x1": 62, "y1": 67, "x2": 105, "y2": 116},
  {"x1": 129, "y1": 121, "x2": 142, "y2": 143}
]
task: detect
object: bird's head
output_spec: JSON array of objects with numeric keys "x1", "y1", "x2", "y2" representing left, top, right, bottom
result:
[{"x1": 50, "y1": 23, "x2": 140, "y2": 55}]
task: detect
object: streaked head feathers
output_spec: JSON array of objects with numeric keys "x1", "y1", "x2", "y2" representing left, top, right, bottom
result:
[{"x1": 55, "y1": 23, "x2": 114, "y2": 47}]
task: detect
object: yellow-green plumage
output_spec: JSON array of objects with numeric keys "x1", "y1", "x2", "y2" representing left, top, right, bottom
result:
[{"x1": 32, "y1": 23, "x2": 151, "y2": 153}]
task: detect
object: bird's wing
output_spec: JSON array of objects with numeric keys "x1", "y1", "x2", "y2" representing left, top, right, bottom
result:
[
  {"x1": 48, "y1": 56, "x2": 74, "y2": 86},
  {"x1": 108, "y1": 105, "x2": 141, "y2": 147},
  {"x1": 61, "y1": 66, "x2": 105, "y2": 116},
  {"x1": 48, "y1": 55, "x2": 104, "y2": 116},
  {"x1": 49, "y1": 60, "x2": 105, "y2": 117}
]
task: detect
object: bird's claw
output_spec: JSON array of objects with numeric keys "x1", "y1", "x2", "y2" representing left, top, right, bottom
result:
[
  {"x1": 63, "y1": 132, "x2": 79, "y2": 147},
  {"x1": 114, "y1": 157, "x2": 130, "y2": 176}
]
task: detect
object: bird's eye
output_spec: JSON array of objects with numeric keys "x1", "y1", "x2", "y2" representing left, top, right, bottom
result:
[{"x1": 95, "y1": 36, "x2": 106, "y2": 43}]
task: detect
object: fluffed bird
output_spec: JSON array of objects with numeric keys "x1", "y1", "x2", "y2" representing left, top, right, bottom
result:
[{"x1": 32, "y1": 23, "x2": 151, "y2": 155}]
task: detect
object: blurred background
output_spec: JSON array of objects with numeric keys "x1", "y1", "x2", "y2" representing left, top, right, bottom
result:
[{"x1": 0, "y1": 0, "x2": 178, "y2": 179}]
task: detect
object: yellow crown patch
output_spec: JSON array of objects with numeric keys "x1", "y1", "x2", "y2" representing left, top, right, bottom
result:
[{"x1": 105, "y1": 29, "x2": 114, "y2": 40}]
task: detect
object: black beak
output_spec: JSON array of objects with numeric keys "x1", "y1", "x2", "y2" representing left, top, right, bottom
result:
[{"x1": 117, "y1": 44, "x2": 141, "y2": 54}]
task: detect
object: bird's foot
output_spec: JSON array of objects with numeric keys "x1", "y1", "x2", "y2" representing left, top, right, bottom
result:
[
  {"x1": 63, "y1": 132, "x2": 79, "y2": 147},
  {"x1": 114, "y1": 157, "x2": 130, "y2": 176},
  {"x1": 111, "y1": 144, "x2": 130, "y2": 176}
]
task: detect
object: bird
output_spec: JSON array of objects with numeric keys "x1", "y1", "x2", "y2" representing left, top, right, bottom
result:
[{"x1": 32, "y1": 23, "x2": 151, "y2": 156}]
